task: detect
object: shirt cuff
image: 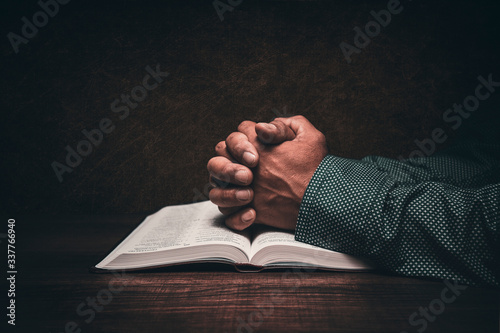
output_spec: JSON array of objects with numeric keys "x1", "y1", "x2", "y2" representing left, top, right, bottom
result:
[{"x1": 295, "y1": 154, "x2": 391, "y2": 257}]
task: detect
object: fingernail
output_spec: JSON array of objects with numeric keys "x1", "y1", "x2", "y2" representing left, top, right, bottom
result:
[
  {"x1": 241, "y1": 210, "x2": 254, "y2": 223},
  {"x1": 236, "y1": 189, "x2": 251, "y2": 201},
  {"x1": 234, "y1": 170, "x2": 249, "y2": 184},
  {"x1": 263, "y1": 123, "x2": 277, "y2": 131},
  {"x1": 243, "y1": 152, "x2": 256, "y2": 165}
]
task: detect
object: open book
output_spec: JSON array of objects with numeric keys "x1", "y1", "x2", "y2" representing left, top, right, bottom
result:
[{"x1": 94, "y1": 200, "x2": 373, "y2": 272}]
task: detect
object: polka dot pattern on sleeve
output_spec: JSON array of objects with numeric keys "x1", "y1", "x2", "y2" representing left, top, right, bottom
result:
[{"x1": 295, "y1": 138, "x2": 500, "y2": 288}]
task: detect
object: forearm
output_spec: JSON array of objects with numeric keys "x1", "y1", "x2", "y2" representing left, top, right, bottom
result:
[{"x1": 295, "y1": 150, "x2": 500, "y2": 287}]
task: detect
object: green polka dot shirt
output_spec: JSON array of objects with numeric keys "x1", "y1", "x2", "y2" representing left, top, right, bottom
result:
[{"x1": 295, "y1": 125, "x2": 499, "y2": 288}]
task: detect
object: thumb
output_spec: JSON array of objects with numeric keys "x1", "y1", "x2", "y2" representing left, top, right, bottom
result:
[
  {"x1": 255, "y1": 119, "x2": 296, "y2": 144},
  {"x1": 273, "y1": 115, "x2": 321, "y2": 141}
]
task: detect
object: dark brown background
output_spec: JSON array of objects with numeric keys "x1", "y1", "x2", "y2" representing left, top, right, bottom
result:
[
  {"x1": 1, "y1": 1, "x2": 499, "y2": 332},
  {"x1": 2, "y1": 0, "x2": 499, "y2": 216}
]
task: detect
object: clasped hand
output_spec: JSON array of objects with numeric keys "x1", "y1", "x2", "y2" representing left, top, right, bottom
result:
[{"x1": 207, "y1": 115, "x2": 328, "y2": 231}]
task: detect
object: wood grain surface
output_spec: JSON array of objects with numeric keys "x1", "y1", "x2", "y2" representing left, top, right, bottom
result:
[{"x1": 10, "y1": 214, "x2": 498, "y2": 332}]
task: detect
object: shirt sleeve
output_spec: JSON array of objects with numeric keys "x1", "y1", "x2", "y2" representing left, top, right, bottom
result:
[{"x1": 295, "y1": 126, "x2": 500, "y2": 288}]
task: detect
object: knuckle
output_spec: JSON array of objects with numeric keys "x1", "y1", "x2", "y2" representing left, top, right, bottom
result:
[
  {"x1": 226, "y1": 132, "x2": 238, "y2": 141},
  {"x1": 206, "y1": 157, "x2": 217, "y2": 172},
  {"x1": 269, "y1": 120, "x2": 281, "y2": 130},
  {"x1": 215, "y1": 141, "x2": 226, "y2": 153},
  {"x1": 208, "y1": 188, "x2": 218, "y2": 202},
  {"x1": 226, "y1": 132, "x2": 243, "y2": 146},
  {"x1": 237, "y1": 120, "x2": 254, "y2": 132},
  {"x1": 221, "y1": 189, "x2": 235, "y2": 206},
  {"x1": 226, "y1": 133, "x2": 249, "y2": 155},
  {"x1": 233, "y1": 141, "x2": 248, "y2": 155},
  {"x1": 316, "y1": 132, "x2": 327, "y2": 144},
  {"x1": 275, "y1": 122, "x2": 287, "y2": 135},
  {"x1": 220, "y1": 163, "x2": 234, "y2": 178},
  {"x1": 210, "y1": 188, "x2": 227, "y2": 206}
]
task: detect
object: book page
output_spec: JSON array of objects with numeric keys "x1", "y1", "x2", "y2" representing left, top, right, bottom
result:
[
  {"x1": 248, "y1": 225, "x2": 373, "y2": 270},
  {"x1": 101, "y1": 201, "x2": 252, "y2": 263},
  {"x1": 249, "y1": 225, "x2": 337, "y2": 259}
]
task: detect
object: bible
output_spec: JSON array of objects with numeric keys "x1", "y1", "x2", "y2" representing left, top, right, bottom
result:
[{"x1": 94, "y1": 200, "x2": 373, "y2": 272}]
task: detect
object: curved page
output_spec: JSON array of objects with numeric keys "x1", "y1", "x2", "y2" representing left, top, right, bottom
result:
[{"x1": 96, "y1": 201, "x2": 251, "y2": 269}]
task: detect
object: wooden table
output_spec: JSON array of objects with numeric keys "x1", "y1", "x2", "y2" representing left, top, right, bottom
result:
[{"x1": 9, "y1": 214, "x2": 499, "y2": 332}]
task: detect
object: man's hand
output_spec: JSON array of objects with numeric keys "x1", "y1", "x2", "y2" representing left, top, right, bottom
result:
[{"x1": 207, "y1": 115, "x2": 328, "y2": 231}]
